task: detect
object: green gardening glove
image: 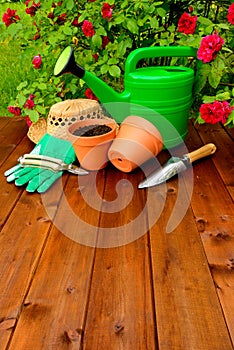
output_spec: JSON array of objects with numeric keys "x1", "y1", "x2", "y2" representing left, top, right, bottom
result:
[{"x1": 4, "y1": 133, "x2": 76, "y2": 193}]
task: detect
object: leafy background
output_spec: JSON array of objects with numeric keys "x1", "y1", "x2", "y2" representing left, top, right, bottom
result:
[{"x1": 0, "y1": 0, "x2": 233, "y2": 126}]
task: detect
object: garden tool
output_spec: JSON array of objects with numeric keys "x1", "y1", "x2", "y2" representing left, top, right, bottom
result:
[
  {"x1": 54, "y1": 45, "x2": 197, "y2": 147},
  {"x1": 4, "y1": 133, "x2": 88, "y2": 193},
  {"x1": 138, "y1": 143, "x2": 216, "y2": 189},
  {"x1": 18, "y1": 154, "x2": 88, "y2": 175}
]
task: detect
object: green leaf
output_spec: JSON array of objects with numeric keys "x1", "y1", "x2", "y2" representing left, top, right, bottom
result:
[
  {"x1": 202, "y1": 95, "x2": 216, "y2": 103},
  {"x1": 27, "y1": 109, "x2": 40, "y2": 123},
  {"x1": 38, "y1": 83, "x2": 47, "y2": 90},
  {"x1": 66, "y1": 0, "x2": 75, "y2": 11},
  {"x1": 63, "y1": 26, "x2": 73, "y2": 36},
  {"x1": 108, "y1": 58, "x2": 118, "y2": 65},
  {"x1": 113, "y1": 14, "x2": 125, "y2": 24},
  {"x1": 92, "y1": 34, "x2": 102, "y2": 48},
  {"x1": 216, "y1": 23, "x2": 230, "y2": 30},
  {"x1": 96, "y1": 27, "x2": 107, "y2": 36},
  {"x1": 121, "y1": 1, "x2": 129, "y2": 9},
  {"x1": 100, "y1": 64, "x2": 109, "y2": 74},
  {"x1": 216, "y1": 91, "x2": 231, "y2": 101},
  {"x1": 197, "y1": 16, "x2": 213, "y2": 27},
  {"x1": 150, "y1": 17, "x2": 159, "y2": 29},
  {"x1": 117, "y1": 39, "x2": 132, "y2": 56},
  {"x1": 194, "y1": 64, "x2": 210, "y2": 94},
  {"x1": 157, "y1": 8, "x2": 166, "y2": 18},
  {"x1": 109, "y1": 65, "x2": 121, "y2": 77},
  {"x1": 17, "y1": 81, "x2": 28, "y2": 91},
  {"x1": 209, "y1": 58, "x2": 225, "y2": 89},
  {"x1": 126, "y1": 18, "x2": 138, "y2": 34},
  {"x1": 36, "y1": 105, "x2": 46, "y2": 114},
  {"x1": 7, "y1": 22, "x2": 23, "y2": 37},
  {"x1": 78, "y1": 11, "x2": 87, "y2": 23},
  {"x1": 18, "y1": 93, "x2": 27, "y2": 106}
]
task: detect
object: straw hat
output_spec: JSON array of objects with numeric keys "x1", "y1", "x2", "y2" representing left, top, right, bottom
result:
[
  {"x1": 27, "y1": 98, "x2": 115, "y2": 144},
  {"x1": 27, "y1": 118, "x2": 47, "y2": 144}
]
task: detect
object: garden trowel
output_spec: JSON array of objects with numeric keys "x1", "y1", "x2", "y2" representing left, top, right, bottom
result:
[{"x1": 138, "y1": 143, "x2": 216, "y2": 189}]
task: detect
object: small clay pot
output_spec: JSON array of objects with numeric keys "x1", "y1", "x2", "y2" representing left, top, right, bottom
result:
[
  {"x1": 108, "y1": 116, "x2": 163, "y2": 172},
  {"x1": 67, "y1": 118, "x2": 117, "y2": 170}
]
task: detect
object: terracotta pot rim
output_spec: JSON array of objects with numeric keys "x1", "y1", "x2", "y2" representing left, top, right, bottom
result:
[
  {"x1": 121, "y1": 116, "x2": 163, "y2": 143},
  {"x1": 67, "y1": 118, "x2": 117, "y2": 144}
]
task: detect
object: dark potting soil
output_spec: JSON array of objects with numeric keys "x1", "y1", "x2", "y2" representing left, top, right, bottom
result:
[{"x1": 73, "y1": 124, "x2": 112, "y2": 137}]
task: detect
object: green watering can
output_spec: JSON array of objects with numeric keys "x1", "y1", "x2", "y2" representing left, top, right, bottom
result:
[{"x1": 54, "y1": 45, "x2": 197, "y2": 147}]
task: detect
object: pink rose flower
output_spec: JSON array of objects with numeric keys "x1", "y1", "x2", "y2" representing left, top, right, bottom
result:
[
  {"x1": 197, "y1": 33, "x2": 224, "y2": 63},
  {"x1": 25, "y1": 116, "x2": 33, "y2": 127},
  {"x1": 24, "y1": 94, "x2": 35, "y2": 109},
  {"x1": 8, "y1": 106, "x2": 21, "y2": 116},
  {"x1": 199, "y1": 100, "x2": 233, "y2": 124},
  {"x1": 82, "y1": 20, "x2": 95, "y2": 37},
  {"x1": 178, "y1": 12, "x2": 197, "y2": 35},
  {"x1": 32, "y1": 54, "x2": 42, "y2": 69},
  {"x1": 102, "y1": 3, "x2": 114, "y2": 20},
  {"x1": 2, "y1": 8, "x2": 20, "y2": 27},
  {"x1": 227, "y1": 3, "x2": 234, "y2": 25}
]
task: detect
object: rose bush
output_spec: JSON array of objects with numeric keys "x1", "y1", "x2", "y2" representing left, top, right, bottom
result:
[{"x1": 1, "y1": 0, "x2": 234, "y2": 127}]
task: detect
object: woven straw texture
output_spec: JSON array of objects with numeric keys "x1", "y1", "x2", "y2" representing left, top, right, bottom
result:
[
  {"x1": 47, "y1": 99, "x2": 106, "y2": 140},
  {"x1": 27, "y1": 118, "x2": 47, "y2": 144}
]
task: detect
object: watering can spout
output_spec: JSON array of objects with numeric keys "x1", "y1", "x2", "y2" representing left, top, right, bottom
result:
[{"x1": 54, "y1": 46, "x2": 129, "y2": 107}]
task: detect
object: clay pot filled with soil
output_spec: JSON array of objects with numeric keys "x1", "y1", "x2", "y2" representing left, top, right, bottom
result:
[{"x1": 67, "y1": 118, "x2": 117, "y2": 170}]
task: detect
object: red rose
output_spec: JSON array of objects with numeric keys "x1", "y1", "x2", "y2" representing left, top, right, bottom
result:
[
  {"x1": 82, "y1": 20, "x2": 95, "y2": 37},
  {"x1": 25, "y1": 1, "x2": 40, "y2": 17},
  {"x1": 24, "y1": 98, "x2": 35, "y2": 110},
  {"x1": 102, "y1": 36, "x2": 110, "y2": 49},
  {"x1": 2, "y1": 8, "x2": 20, "y2": 27},
  {"x1": 227, "y1": 3, "x2": 234, "y2": 25},
  {"x1": 199, "y1": 101, "x2": 233, "y2": 124},
  {"x1": 56, "y1": 13, "x2": 66, "y2": 24},
  {"x1": 8, "y1": 106, "x2": 21, "y2": 116},
  {"x1": 32, "y1": 54, "x2": 42, "y2": 69},
  {"x1": 178, "y1": 12, "x2": 197, "y2": 35},
  {"x1": 25, "y1": 116, "x2": 33, "y2": 127},
  {"x1": 72, "y1": 15, "x2": 82, "y2": 27},
  {"x1": 93, "y1": 53, "x2": 99, "y2": 61},
  {"x1": 197, "y1": 33, "x2": 224, "y2": 63},
  {"x1": 85, "y1": 88, "x2": 98, "y2": 101},
  {"x1": 102, "y1": 3, "x2": 114, "y2": 20}
]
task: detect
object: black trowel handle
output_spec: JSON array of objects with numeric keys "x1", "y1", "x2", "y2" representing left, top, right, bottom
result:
[{"x1": 188, "y1": 143, "x2": 216, "y2": 163}]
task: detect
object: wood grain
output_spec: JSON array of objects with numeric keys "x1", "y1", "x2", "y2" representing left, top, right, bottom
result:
[{"x1": 0, "y1": 118, "x2": 233, "y2": 350}]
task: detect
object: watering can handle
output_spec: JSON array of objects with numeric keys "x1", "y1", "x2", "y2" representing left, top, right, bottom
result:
[{"x1": 125, "y1": 46, "x2": 197, "y2": 75}]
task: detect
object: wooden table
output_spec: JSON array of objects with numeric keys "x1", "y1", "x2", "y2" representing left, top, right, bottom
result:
[{"x1": 0, "y1": 116, "x2": 233, "y2": 349}]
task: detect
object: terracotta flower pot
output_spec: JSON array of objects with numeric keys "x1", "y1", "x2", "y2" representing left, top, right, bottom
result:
[
  {"x1": 108, "y1": 116, "x2": 163, "y2": 172},
  {"x1": 67, "y1": 118, "x2": 117, "y2": 170}
]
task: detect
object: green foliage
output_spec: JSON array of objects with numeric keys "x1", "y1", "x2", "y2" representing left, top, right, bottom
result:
[{"x1": 0, "y1": 0, "x2": 234, "y2": 126}]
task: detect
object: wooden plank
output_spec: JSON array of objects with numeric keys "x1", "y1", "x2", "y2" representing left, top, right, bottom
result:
[
  {"x1": 83, "y1": 166, "x2": 157, "y2": 350},
  {"x1": 0, "y1": 190, "x2": 53, "y2": 349},
  {"x1": 194, "y1": 122, "x2": 234, "y2": 188},
  {"x1": 185, "y1": 122, "x2": 234, "y2": 344},
  {"x1": 0, "y1": 136, "x2": 33, "y2": 229},
  {"x1": 0, "y1": 117, "x2": 10, "y2": 130},
  {"x1": 148, "y1": 176, "x2": 233, "y2": 350},
  {"x1": 0, "y1": 117, "x2": 28, "y2": 166},
  {"x1": 7, "y1": 170, "x2": 106, "y2": 349}
]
